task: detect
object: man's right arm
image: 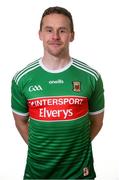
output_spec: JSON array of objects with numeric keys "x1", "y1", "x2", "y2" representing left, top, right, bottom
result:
[{"x1": 13, "y1": 112, "x2": 29, "y2": 144}]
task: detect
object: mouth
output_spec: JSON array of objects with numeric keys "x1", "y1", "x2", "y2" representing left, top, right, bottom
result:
[{"x1": 48, "y1": 42, "x2": 62, "y2": 46}]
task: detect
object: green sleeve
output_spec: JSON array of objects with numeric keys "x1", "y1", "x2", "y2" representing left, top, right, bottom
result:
[
  {"x1": 11, "y1": 79, "x2": 28, "y2": 115},
  {"x1": 89, "y1": 75, "x2": 104, "y2": 114}
]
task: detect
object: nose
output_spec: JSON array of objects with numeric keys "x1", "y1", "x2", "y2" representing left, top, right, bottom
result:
[{"x1": 52, "y1": 31, "x2": 60, "y2": 40}]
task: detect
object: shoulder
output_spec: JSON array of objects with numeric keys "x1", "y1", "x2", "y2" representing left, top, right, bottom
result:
[
  {"x1": 13, "y1": 58, "x2": 40, "y2": 85},
  {"x1": 72, "y1": 58, "x2": 100, "y2": 81}
]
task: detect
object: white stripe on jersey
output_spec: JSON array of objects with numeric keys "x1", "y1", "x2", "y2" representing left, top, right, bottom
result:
[
  {"x1": 72, "y1": 58, "x2": 99, "y2": 81},
  {"x1": 14, "y1": 59, "x2": 40, "y2": 84},
  {"x1": 14, "y1": 60, "x2": 39, "y2": 81}
]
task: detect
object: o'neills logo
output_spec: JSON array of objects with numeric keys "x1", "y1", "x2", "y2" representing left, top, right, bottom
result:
[{"x1": 28, "y1": 96, "x2": 88, "y2": 121}]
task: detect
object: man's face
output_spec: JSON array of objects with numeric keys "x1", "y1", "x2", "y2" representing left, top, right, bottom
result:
[{"x1": 39, "y1": 13, "x2": 74, "y2": 57}]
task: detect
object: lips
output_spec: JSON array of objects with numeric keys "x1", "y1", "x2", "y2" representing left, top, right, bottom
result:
[{"x1": 48, "y1": 42, "x2": 62, "y2": 45}]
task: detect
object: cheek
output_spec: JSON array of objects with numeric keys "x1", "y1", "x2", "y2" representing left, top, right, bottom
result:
[
  {"x1": 43, "y1": 35, "x2": 52, "y2": 42},
  {"x1": 41, "y1": 36, "x2": 48, "y2": 44},
  {"x1": 63, "y1": 36, "x2": 72, "y2": 44},
  {"x1": 64, "y1": 33, "x2": 74, "y2": 42}
]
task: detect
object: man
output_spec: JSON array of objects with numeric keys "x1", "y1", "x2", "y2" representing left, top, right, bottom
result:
[{"x1": 11, "y1": 6, "x2": 104, "y2": 179}]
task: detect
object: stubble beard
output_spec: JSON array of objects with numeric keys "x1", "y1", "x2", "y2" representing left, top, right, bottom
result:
[{"x1": 46, "y1": 44, "x2": 69, "y2": 57}]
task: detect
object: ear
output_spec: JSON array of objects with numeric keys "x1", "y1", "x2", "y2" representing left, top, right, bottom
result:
[
  {"x1": 38, "y1": 30, "x2": 43, "y2": 41},
  {"x1": 70, "y1": 32, "x2": 75, "y2": 42}
]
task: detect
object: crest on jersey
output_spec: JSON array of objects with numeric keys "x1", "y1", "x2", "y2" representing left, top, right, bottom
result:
[
  {"x1": 83, "y1": 167, "x2": 89, "y2": 176},
  {"x1": 72, "y1": 81, "x2": 80, "y2": 92}
]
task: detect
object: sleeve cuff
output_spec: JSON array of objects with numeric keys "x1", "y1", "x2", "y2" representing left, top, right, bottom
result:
[
  {"x1": 12, "y1": 109, "x2": 29, "y2": 116},
  {"x1": 89, "y1": 108, "x2": 104, "y2": 115}
]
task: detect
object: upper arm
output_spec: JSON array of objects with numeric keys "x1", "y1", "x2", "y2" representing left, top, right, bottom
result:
[
  {"x1": 12, "y1": 112, "x2": 29, "y2": 144},
  {"x1": 89, "y1": 111, "x2": 104, "y2": 140},
  {"x1": 12, "y1": 112, "x2": 29, "y2": 126},
  {"x1": 89, "y1": 111, "x2": 104, "y2": 125}
]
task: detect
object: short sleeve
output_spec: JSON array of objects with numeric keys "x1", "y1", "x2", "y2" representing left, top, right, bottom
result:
[
  {"x1": 11, "y1": 79, "x2": 28, "y2": 116},
  {"x1": 89, "y1": 75, "x2": 104, "y2": 115}
]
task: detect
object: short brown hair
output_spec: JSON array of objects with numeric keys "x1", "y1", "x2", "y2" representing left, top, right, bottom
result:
[{"x1": 40, "y1": 6, "x2": 74, "y2": 32}]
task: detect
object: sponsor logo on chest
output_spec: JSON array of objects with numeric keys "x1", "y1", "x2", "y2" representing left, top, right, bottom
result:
[{"x1": 28, "y1": 96, "x2": 88, "y2": 121}]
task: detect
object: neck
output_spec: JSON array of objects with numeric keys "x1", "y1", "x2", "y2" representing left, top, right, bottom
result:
[{"x1": 42, "y1": 54, "x2": 71, "y2": 71}]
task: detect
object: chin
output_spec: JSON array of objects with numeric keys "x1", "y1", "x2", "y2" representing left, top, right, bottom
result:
[{"x1": 48, "y1": 50, "x2": 63, "y2": 57}]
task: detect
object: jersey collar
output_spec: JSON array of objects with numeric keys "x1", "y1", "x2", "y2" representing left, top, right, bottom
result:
[{"x1": 39, "y1": 57, "x2": 73, "y2": 73}]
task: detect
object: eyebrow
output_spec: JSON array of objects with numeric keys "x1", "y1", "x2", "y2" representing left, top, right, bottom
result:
[
  {"x1": 44, "y1": 26, "x2": 68, "y2": 30},
  {"x1": 44, "y1": 26, "x2": 52, "y2": 29}
]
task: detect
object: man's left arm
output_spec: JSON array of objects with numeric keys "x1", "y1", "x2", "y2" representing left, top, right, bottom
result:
[{"x1": 89, "y1": 111, "x2": 104, "y2": 141}]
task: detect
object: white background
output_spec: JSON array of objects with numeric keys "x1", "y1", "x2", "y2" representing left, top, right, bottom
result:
[{"x1": 0, "y1": 0, "x2": 119, "y2": 179}]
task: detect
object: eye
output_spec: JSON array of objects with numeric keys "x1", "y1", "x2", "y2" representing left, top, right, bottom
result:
[
  {"x1": 44, "y1": 27, "x2": 53, "y2": 33},
  {"x1": 60, "y1": 29, "x2": 66, "y2": 33},
  {"x1": 45, "y1": 28, "x2": 52, "y2": 33}
]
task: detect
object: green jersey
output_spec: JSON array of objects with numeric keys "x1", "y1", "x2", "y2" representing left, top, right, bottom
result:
[{"x1": 11, "y1": 58, "x2": 104, "y2": 179}]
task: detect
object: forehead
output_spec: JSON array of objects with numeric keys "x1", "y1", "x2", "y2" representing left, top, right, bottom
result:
[{"x1": 42, "y1": 13, "x2": 71, "y2": 29}]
